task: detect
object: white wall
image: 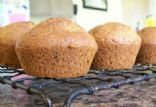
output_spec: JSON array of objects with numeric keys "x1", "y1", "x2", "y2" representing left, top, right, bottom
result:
[
  {"x1": 122, "y1": 0, "x2": 149, "y2": 30},
  {"x1": 149, "y1": 0, "x2": 156, "y2": 18},
  {"x1": 73, "y1": 0, "x2": 123, "y2": 31},
  {"x1": 73, "y1": 0, "x2": 151, "y2": 31}
]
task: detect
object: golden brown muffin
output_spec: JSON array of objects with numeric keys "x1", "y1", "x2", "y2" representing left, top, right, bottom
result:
[
  {"x1": 137, "y1": 27, "x2": 156, "y2": 64},
  {"x1": 0, "y1": 22, "x2": 34, "y2": 68},
  {"x1": 89, "y1": 22, "x2": 141, "y2": 70},
  {"x1": 15, "y1": 18, "x2": 98, "y2": 78}
]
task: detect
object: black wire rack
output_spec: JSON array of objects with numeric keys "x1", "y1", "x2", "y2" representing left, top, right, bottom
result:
[{"x1": 0, "y1": 64, "x2": 156, "y2": 107}]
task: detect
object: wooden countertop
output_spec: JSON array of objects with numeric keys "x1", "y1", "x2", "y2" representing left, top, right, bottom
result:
[{"x1": 0, "y1": 79, "x2": 156, "y2": 107}]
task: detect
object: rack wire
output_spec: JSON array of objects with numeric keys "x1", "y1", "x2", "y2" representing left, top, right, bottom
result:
[{"x1": 0, "y1": 64, "x2": 156, "y2": 107}]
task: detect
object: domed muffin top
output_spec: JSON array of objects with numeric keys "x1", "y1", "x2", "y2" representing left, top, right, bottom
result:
[
  {"x1": 138, "y1": 27, "x2": 156, "y2": 44},
  {"x1": 89, "y1": 22, "x2": 141, "y2": 44},
  {"x1": 16, "y1": 18, "x2": 97, "y2": 48},
  {"x1": 0, "y1": 22, "x2": 34, "y2": 45}
]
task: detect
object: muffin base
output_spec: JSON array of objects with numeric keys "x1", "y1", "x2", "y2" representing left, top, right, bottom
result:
[
  {"x1": 16, "y1": 46, "x2": 97, "y2": 78},
  {"x1": 0, "y1": 43, "x2": 21, "y2": 68},
  {"x1": 137, "y1": 43, "x2": 156, "y2": 64},
  {"x1": 91, "y1": 43, "x2": 140, "y2": 70}
]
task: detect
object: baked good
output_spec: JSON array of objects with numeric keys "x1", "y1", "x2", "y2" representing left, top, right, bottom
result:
[
  {"x1": 137, "y1": 27, "x2": 156, "y2": 64},
  {"x1": 89, "y1": 22, "x2": 141, "y2": 70},
  {"x1": 0, "y1": 22, "x2": 34, "y2": 68},
  {"x1": 15, "y1": 18, "x2": 98, "y2": 78}
]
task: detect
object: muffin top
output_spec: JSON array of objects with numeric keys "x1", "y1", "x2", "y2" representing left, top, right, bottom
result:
[
  {"x1": 89, "y1": 22, "x2": 141, "y2": 44},
  {"x1": 16, "y1": 18, "x2": 97, "y2": 49},
  {"x1": 0, "y1": 22, "x2": 34, "y2": 46},
  {"x1": 138, "y1": 27, "x2": 156, "y2": 44}
]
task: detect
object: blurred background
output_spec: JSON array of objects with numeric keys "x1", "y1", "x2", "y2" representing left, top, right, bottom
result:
[{"x1": 0, "y1": 0, "x2": 156, "y2": 31}]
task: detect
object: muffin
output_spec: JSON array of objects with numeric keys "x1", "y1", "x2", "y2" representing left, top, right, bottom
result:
[
  {"x1": 0, "y1": 22, "x2": 34, "y2": 68},
  {"x1": 15, "y1": 18, "x2": 98, "y2": 78},
  {"x1": 137, "y1": 27, "x2": 156, "y2": 64},
  {"x1": 89, "y1": 22, "x2": 141, "y2": 70}
]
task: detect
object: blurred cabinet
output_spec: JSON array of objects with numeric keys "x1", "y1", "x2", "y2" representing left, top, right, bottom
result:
[{"x1": 29, "y1": 0, "x2": 73, "y2": 18}]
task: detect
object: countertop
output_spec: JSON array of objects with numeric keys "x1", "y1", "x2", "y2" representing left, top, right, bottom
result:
[{"x1": 0, "y1": 79, "x2": 156, "y2": 107}]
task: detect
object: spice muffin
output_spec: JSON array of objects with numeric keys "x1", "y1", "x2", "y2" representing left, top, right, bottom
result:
[
  {"x1": 89, "y1": 22, "x2": 141, "y2": 70},
  {"x1": 0, "y1": 22, "x2": 34, "y2": 68},
  {"x1": 137, "y1": 27, "x2": 156, "y2": 64},
  {"x1": 15, "y1": 18, "x2": 98, "y2": 78}
]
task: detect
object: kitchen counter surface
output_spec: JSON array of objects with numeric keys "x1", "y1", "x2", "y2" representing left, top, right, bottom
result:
[{"x1": 0, "y1": 78, "x2": 156, "y2": 107}]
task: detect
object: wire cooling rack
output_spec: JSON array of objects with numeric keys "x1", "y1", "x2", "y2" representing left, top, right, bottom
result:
[{"x1": 0, "y1": 64, "x2": 156, "y2": 107}]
